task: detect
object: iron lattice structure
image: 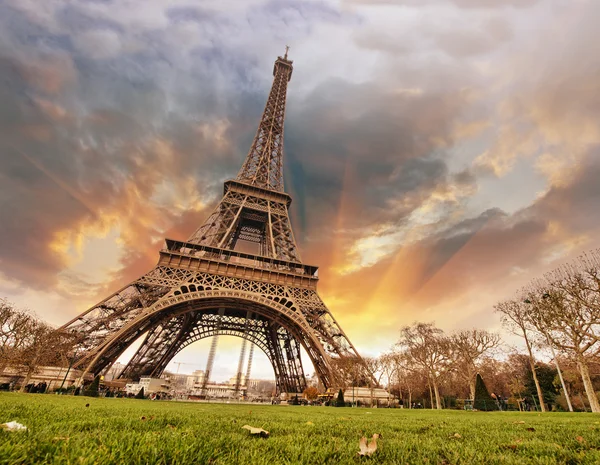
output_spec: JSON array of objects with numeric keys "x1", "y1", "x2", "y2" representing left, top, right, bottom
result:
[{"x1": 61, "y1": 51, "x2": 367, "y2": 394}]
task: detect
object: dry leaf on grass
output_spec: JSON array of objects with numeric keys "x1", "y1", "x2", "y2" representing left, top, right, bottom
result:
[
  {"x1": 52, "y1": 436, "x2": 70, "y2": 442},
  {"x1": 357, "y1": 434, "x2": 379, "y2": 457},
  {"x1": 0, "y1": 421, "x2": 27, "y2": 431},
  {"x1": 450, "y1": 433, "x2": 462, "y2": 439},
  {"x1": 306, "y1": 421, "x2": 314, "y2": 426},
  {"x1": 513, "y1": 421, "x2": 525, "y2": 424},
  {"x1": 242, "y1": 425, "x2": 270, "y2": 438},
  {"x1": 526, "y1": 428, "x2": 536, "y2": 432},
  {"x1": 576, "y1": 436, "x2": 585, "y2": 443}
]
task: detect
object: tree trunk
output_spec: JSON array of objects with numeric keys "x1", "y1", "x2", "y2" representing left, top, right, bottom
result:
[
  {"x1": 469, "y1": 377, "x2": 476, "y2": 400},
  {"x1": 407, "y1": 386, "x2": 412, "y2": 409},
  {"x1": 428, "y1": 382, "x2": 434, "y2": 409},
  {"x1": 577, "y1": 356, "x2": 600, "y2": 413},
  {"x1": 524, "y1": 337, "x2": 546, "y2": 412},
  {"x1": 433, "y1": 379, "x2": 442, "y2": 410},
  {"x1": 19, "y1": 366, "x2": 35, "y2": 392}
]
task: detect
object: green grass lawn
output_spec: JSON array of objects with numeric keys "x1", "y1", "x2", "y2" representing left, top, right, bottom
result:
[{"x1": 1, "y1": 393, "x2": 599, "y2": 464}]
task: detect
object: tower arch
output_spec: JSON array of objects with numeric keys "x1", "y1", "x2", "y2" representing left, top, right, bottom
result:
[{"x1": 77, "y1": 290, "x2": 334, "y2": 393}]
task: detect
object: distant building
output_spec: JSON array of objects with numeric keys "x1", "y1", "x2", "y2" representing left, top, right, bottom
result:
[
  {"x1": 227, "y1": 375, "x2": 248, "y2": 386},
  {"x1": 191, "y1": 370, "x2": 206, "y2": 382},
  {"x1": 163, "y1": 372, "x2": 188, "y2": 390},
  {"x1": 322, "y1": 387, "x2": 392, "y2": 406},
  {"x1": 125, "y1": 377, "x2": 170, "y2": 395},
  {"x1": 190, "y1": 382, "x2": 244, "y2": 399},
  {"x1": 121, "y1": 370, "x2": 275, "y2": 400},
  {"x1": 0, "y1": 365, "x2": 92, "y2": 390},
  {"x1": 103, "y1": 362, "x2": 125, "y2": 382}
]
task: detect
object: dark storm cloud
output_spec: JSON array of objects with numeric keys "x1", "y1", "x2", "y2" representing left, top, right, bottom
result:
[
  {"x1": 282, "y1": 69, "x2": 482, "y2": 253},
  {"x1": 0, "y1": 16, "x2": 244, "y2": 289},
  {"x1": 321, "y1": 152, "x2": 600, "y2": 328},
  {"x1": 393, "y1": 152, "x2": 600, "y2": 307},
  {"x1": 0, "y1": 0, "x2": 356, "y2": 292},
  {"x1": 528, "y1": 152, "x2": 600, "y2": 235}
]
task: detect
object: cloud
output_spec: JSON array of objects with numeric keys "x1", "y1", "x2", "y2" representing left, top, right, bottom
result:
[
  {"x1": 0, "y1": 0, "x2": 354, "y2": 299},
  {"x1": 1, "y1": 0, "x2": 600, "y2": 367},
  {"x1": 345, "y1": 0, "x2": 539, "y2": 9},
  {"x1": 73, "y1": 29, "x2": 124, "y2": 60}
]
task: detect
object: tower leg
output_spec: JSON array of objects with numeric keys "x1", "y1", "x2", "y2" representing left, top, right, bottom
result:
[
  {"x1": 234, "y1": 339, "x2": 247, "y2": 396},
  {"x1": 201, "y1": 308, "x2": 224, "y2": 396},
  {"x1": 119, "y1": 312, "x2": 196, "y2": 380},
  {"x1": 244, "y1": 343, "x2": 255, "y2": 396}
]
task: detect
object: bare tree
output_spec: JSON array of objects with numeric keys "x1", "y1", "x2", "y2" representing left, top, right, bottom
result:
[
  {"x1": 0, "y1": 299, "x2": 34, "y2": 374},
  {"x1": 551, "y1": 249, "x2": 600, "y2": 315},
  {"x1": 330, "y1": 356, "x2": 370, "y2": 391},
  {"x1": 525, "y1": 276, "x2": 600, "y2": 413},
  {"x1": 397, "y1": 322, "x2": 453, "y2": 410},
  {"x1": 451, "y1": 329, "x2": 501, "y2": 399},
  {"x1": 494, "y1": 298, "x2": 547, "y2": 412},
  {"x1": 384, "y1": 350, "x2": 426, "y2": 408},
  {"x1": 1, "y1": 298, "x2": 82, "y2": 391},
  {"x1": 363, "y1": 355, "x2": 387, "y2": 406},
  {"x1": 378, "y1": 352, "x2": 398, "y2": 405},
  {"x1": 363, "y1": 356, "x2": 386, "y2": 387},
  {"x1": 17, "y1": 319, "x2": 55, "y2": 390},
  {"x1": 378, "y1": 353, "x2": 397, "y2": 386}
]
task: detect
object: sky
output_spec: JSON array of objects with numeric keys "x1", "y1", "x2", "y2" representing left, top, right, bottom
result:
[{"x1": 1, "y1": 0, "x2": 599, "y2": 382}]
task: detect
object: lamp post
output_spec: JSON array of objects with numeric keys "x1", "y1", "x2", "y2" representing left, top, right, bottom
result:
[{"x1": 524, "y1": 296, "x2": 574, "y2": 412}]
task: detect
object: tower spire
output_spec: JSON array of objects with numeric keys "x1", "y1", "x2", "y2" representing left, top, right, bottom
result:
[{"x1": 236, "y1": 51, "x2": 293, "y2": 192}]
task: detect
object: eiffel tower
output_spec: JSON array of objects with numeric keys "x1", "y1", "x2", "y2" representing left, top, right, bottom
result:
[{"x1": 61, "y1": 49, "x2": 366, "y2": 394}]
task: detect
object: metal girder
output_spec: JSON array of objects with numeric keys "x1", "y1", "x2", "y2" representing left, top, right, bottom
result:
[{"x1": 186, "y1": 185, "x2": 301, "y2": 263}]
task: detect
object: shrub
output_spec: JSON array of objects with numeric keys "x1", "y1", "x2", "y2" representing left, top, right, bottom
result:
[
  {"x1": 335, "y1": 389, "x2": 345, "y2": 407},
  {"x1": 84, "y1": 376, "x2": 100, "y2": 398},
  {"x1": 474, "y1": 373, "x2": 498, "y2": 411}
]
